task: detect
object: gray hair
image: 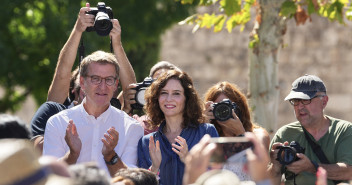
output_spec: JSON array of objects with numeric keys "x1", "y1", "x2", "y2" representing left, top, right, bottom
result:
[
  {"x1": 80, "y1": 50, "x2": 119, "y2": 79},
  {"x1": 149, "y1": 61, "x2": 181, "y2": 77}
]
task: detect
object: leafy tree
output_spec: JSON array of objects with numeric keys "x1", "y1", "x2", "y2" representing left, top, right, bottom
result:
[
  {"x1": 178, "y1": 0, "x2": 352, "y2": 132},
  {"x1": 0, "y1": 0, "x2": 195, "y2": 112}
]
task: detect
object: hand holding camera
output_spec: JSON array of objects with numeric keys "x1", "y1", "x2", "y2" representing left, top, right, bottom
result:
[
  {"x1": 123, "y1": 77, "x2": 154, "y2": 112},
  {"x1": 131, "y1": 77, "x2": 154, "y2": 110},
  {"x1": 276, "y1": 141, "x2": 305, "y2": 165},
  {"x1": 273, "y1": 141, "x2": 317, "y2": 175},
  {"x1": 204, "y1": 101, "x2": 215, "y2": 122},
  {"x1": 212, "y1": 99, "x2": 242, "y2": 122},
  {"x1": 205, "y1": 99, "x2": 245, "y2": 136},
  {"x1": 85, "y1": 2, "x2": 114, "y2": 36},
  {"x1": 75, "y1": 3, "x2": 95, "y2": 33}
]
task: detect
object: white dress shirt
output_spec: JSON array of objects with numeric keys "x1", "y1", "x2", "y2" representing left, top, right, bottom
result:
[{"x1": 43, "y1": 103, "x2": 143, "y2": 175}]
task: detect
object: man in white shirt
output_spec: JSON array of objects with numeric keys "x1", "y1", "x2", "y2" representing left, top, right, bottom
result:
[{"x1": 43, "y1": 50, "x2": 143, "y2": 176}]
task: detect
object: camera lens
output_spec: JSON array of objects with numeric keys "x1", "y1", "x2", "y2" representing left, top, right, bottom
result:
[
  {"x1": 135, "y1": 88, "x2": 147, "y2": 107},
  {"x1": 94, "y1": 12, "x2": 112, "y2": 36},
  {"x1": 278, "y1": 147, "x2": 296, "y2": 165},
  {"x1": 213, "y1": 104, "x2": 232, "y2": 121}
]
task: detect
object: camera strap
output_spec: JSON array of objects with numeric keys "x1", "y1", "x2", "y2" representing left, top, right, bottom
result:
[
  {"x1": 78, "y1": 35, "x2": 113, "y2": 68},
  {"x1": 110, "y1": 37, "x2": 113, "y2": 53},
  {"x1": 303, "y1": 128, "x2": 341, "y2": 184},
  {"x1": 78, "y1": 39, "x2": 85, "y2": 71},
  {"x1": 303, "y1": 128, "x2": 329, "y2": 163}
]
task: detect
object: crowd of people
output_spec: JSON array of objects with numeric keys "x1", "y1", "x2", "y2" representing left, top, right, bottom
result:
[{"x1": 1, "y1": 3, "x2": 352, "y2": 185}]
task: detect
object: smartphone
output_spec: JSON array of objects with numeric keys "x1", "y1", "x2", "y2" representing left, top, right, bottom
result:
[{"x1": 209, "y1": 137, "x2": 253, "y2": 169}]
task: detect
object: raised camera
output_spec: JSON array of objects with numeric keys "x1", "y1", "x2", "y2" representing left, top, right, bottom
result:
[
  {"x1": 131, "y1": 77, "x2": 154, "y2": 110},
  {"x1": 212, "y1": 99, "x2": 241, "y2": 122},
  {"x1": 276, "y1": 141, "x2": 305, "y2": 165},
  {"x1": 85, "y1": 2, "x2": 113, "y2": 36}
]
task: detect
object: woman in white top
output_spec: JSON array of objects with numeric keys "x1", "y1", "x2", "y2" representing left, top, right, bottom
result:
[{"x1": 203, "y1": 81, "x2": 270, "y2": 181}]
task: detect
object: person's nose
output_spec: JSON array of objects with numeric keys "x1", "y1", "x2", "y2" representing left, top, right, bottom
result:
[
  {"x1": 166, "y1": 94, "x2": 172, "y2": 101},
  {"x1": 98, "y1": 79, "x2": 108, "y2": 89}
]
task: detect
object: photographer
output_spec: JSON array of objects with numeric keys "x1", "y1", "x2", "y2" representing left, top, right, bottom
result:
[
  {"x1": 47, "y1": 2, "x2": 135, "y2": 105},
  {"x1": 41, "y1": 3, "x2": 143, "y2": 177},
  {"x1": 269, "y1": 75, "x2": 352, "y2": 185},
  {"x1": 31, "y1": 2, "x2": 136, "y2": 153},
  {"x1": 203, "y1": 81, "x2": 270, "y2": 181}
]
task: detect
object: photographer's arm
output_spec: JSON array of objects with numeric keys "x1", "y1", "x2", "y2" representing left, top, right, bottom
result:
[
  {"x1": 268, "y1": 142, "x2": 284, "y2": 185},
  {"x1": 121, "y1": 84, "x2": 137, "y2": 114},
  {"x1": 287, "y1": 156, "x2": 352, "y2": 180},
  {"x1": 47, "y1": 4, "x2": 93, "y2": 103},
  {"x1": 110, "y1": 19, "x2": 136, "y2": 98},
  {"x1": 218, "y1": 110, "x2": 245, "y2": 137},
  {"x1": 319, "y1": 163, "x2": 352, "y2": 180},
  {"x1": 204, "y1": 101, "x2": 214, "y2": 123}
]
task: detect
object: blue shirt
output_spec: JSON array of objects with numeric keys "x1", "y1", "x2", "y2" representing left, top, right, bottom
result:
[
  {"x1": 138, "y1": 122, "x2": 219, "y2": 185},
  {"x1": 31, "y1": 101, "x2": 67, "y2": 137}
]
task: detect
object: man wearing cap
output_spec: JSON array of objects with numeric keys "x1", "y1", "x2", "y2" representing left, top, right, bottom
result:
[{"x1": 268, "y1": 74, "x2": 352, "y2": 185}]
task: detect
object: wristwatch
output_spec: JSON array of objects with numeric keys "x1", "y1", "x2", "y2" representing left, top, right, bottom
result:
[{"x1": 105, "y1": 153, "x2": 119, "y2": 165}]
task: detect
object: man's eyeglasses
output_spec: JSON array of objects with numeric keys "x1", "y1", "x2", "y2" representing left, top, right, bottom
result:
[
  {"x1": 86, "y1": 75, "x2": 117, "y2": 86},
  {"x1": 289, "y1": 95, "x2": 325, "y2": 106}
]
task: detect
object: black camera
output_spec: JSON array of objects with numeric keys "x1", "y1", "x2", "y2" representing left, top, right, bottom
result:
[
  {"x1": 131, "y1": 77, "x2": 154, "y2": 110},
  {"x1": 85, "y1": 2, "x2": 113, "y2": 36},
  {"x1": 212, "y1": 99, "x2": 241, "y2": 122},
  {"x1": 276, "y1": 141, "x2": 305, "y2": 165}
]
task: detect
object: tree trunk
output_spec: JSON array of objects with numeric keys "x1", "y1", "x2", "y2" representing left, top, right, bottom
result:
[{"x1": 248, "y1": 0, "x2": 287, "y2": 133}]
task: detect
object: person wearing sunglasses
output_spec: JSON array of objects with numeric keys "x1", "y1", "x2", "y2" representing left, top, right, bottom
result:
[{"x1": 268, "y1": 74, "x2": 352, "y2": 185}]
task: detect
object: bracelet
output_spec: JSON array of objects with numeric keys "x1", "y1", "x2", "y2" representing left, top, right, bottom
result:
[{"x1": 148, "y1": 166, "x2": 160, "y2": 176}]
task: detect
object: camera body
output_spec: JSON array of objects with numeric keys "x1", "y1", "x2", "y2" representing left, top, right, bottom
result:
[
  {"x1": 212, "y1": 99, "x2": 241, "y2": 122},
  {"x1": 276, "y1": 141, "x2": 305, "y2": 165},
  {"x1": 85, "y1": 2, "x2": 113, "y2": 36},
  {"x1": 131, "y1": 77, "x2": 154, "y2": 110}
]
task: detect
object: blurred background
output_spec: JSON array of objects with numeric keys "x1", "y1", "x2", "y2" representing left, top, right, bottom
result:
[{"x1": 1, "y1": 0, "x2": 352, "y2": 134}]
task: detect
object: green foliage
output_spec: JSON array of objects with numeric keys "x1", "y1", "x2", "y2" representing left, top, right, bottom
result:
[
  {"x1": 280, "y1": 1, "x2": 297, "y2": 17},
  {"x1": 220, "y1": 0, "x2": 241, "y2": 16},
  {"x1": 0, "y1": 0, "x2": 195, "y2": 112},
  {"x1": 347, "y1": 6, "x2": 352, "y2": 20},
  {"x1": 249, "y1": 33, "x2": 259, "y2": 49},
  {"x1": 179, "y1": 0, "x2": 254, "y2": 33},
  {"x1": 179, "y1": 0, "x2": 352, "y2": 34},
  {"x1": 318, "y1": 0, "x2": 346, "y2": 23}
]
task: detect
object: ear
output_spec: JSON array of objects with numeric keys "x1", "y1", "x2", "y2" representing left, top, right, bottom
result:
[
  {"x1": 114, "y1": 79, "x2": 119, "y2": 90},
  {"x1": 322, "y1": 95, "x2": 328, "y2": 108},
  {"x1": 80, "y1": 76, "x2": 85, "y2": 91}
]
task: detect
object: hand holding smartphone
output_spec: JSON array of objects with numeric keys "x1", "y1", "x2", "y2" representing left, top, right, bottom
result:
[{"x1": 209, "y1": 137, "x2": 253, "y2": 170}]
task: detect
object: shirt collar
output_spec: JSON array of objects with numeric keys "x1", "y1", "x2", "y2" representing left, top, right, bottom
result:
[{"x1": 78, "y1": 100, "x2": 112, "y2": 123}]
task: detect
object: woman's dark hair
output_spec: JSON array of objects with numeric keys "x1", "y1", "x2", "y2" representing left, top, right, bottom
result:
[
  {"x1": 145, "y1": 70, "x2": 204, "y2": 128},
  {"x1": 0, "y1": 114, "x2": 31, "y2": 139},
  {"x1": 204, "y1": 81, "x2": 255, "y2": 136}
]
